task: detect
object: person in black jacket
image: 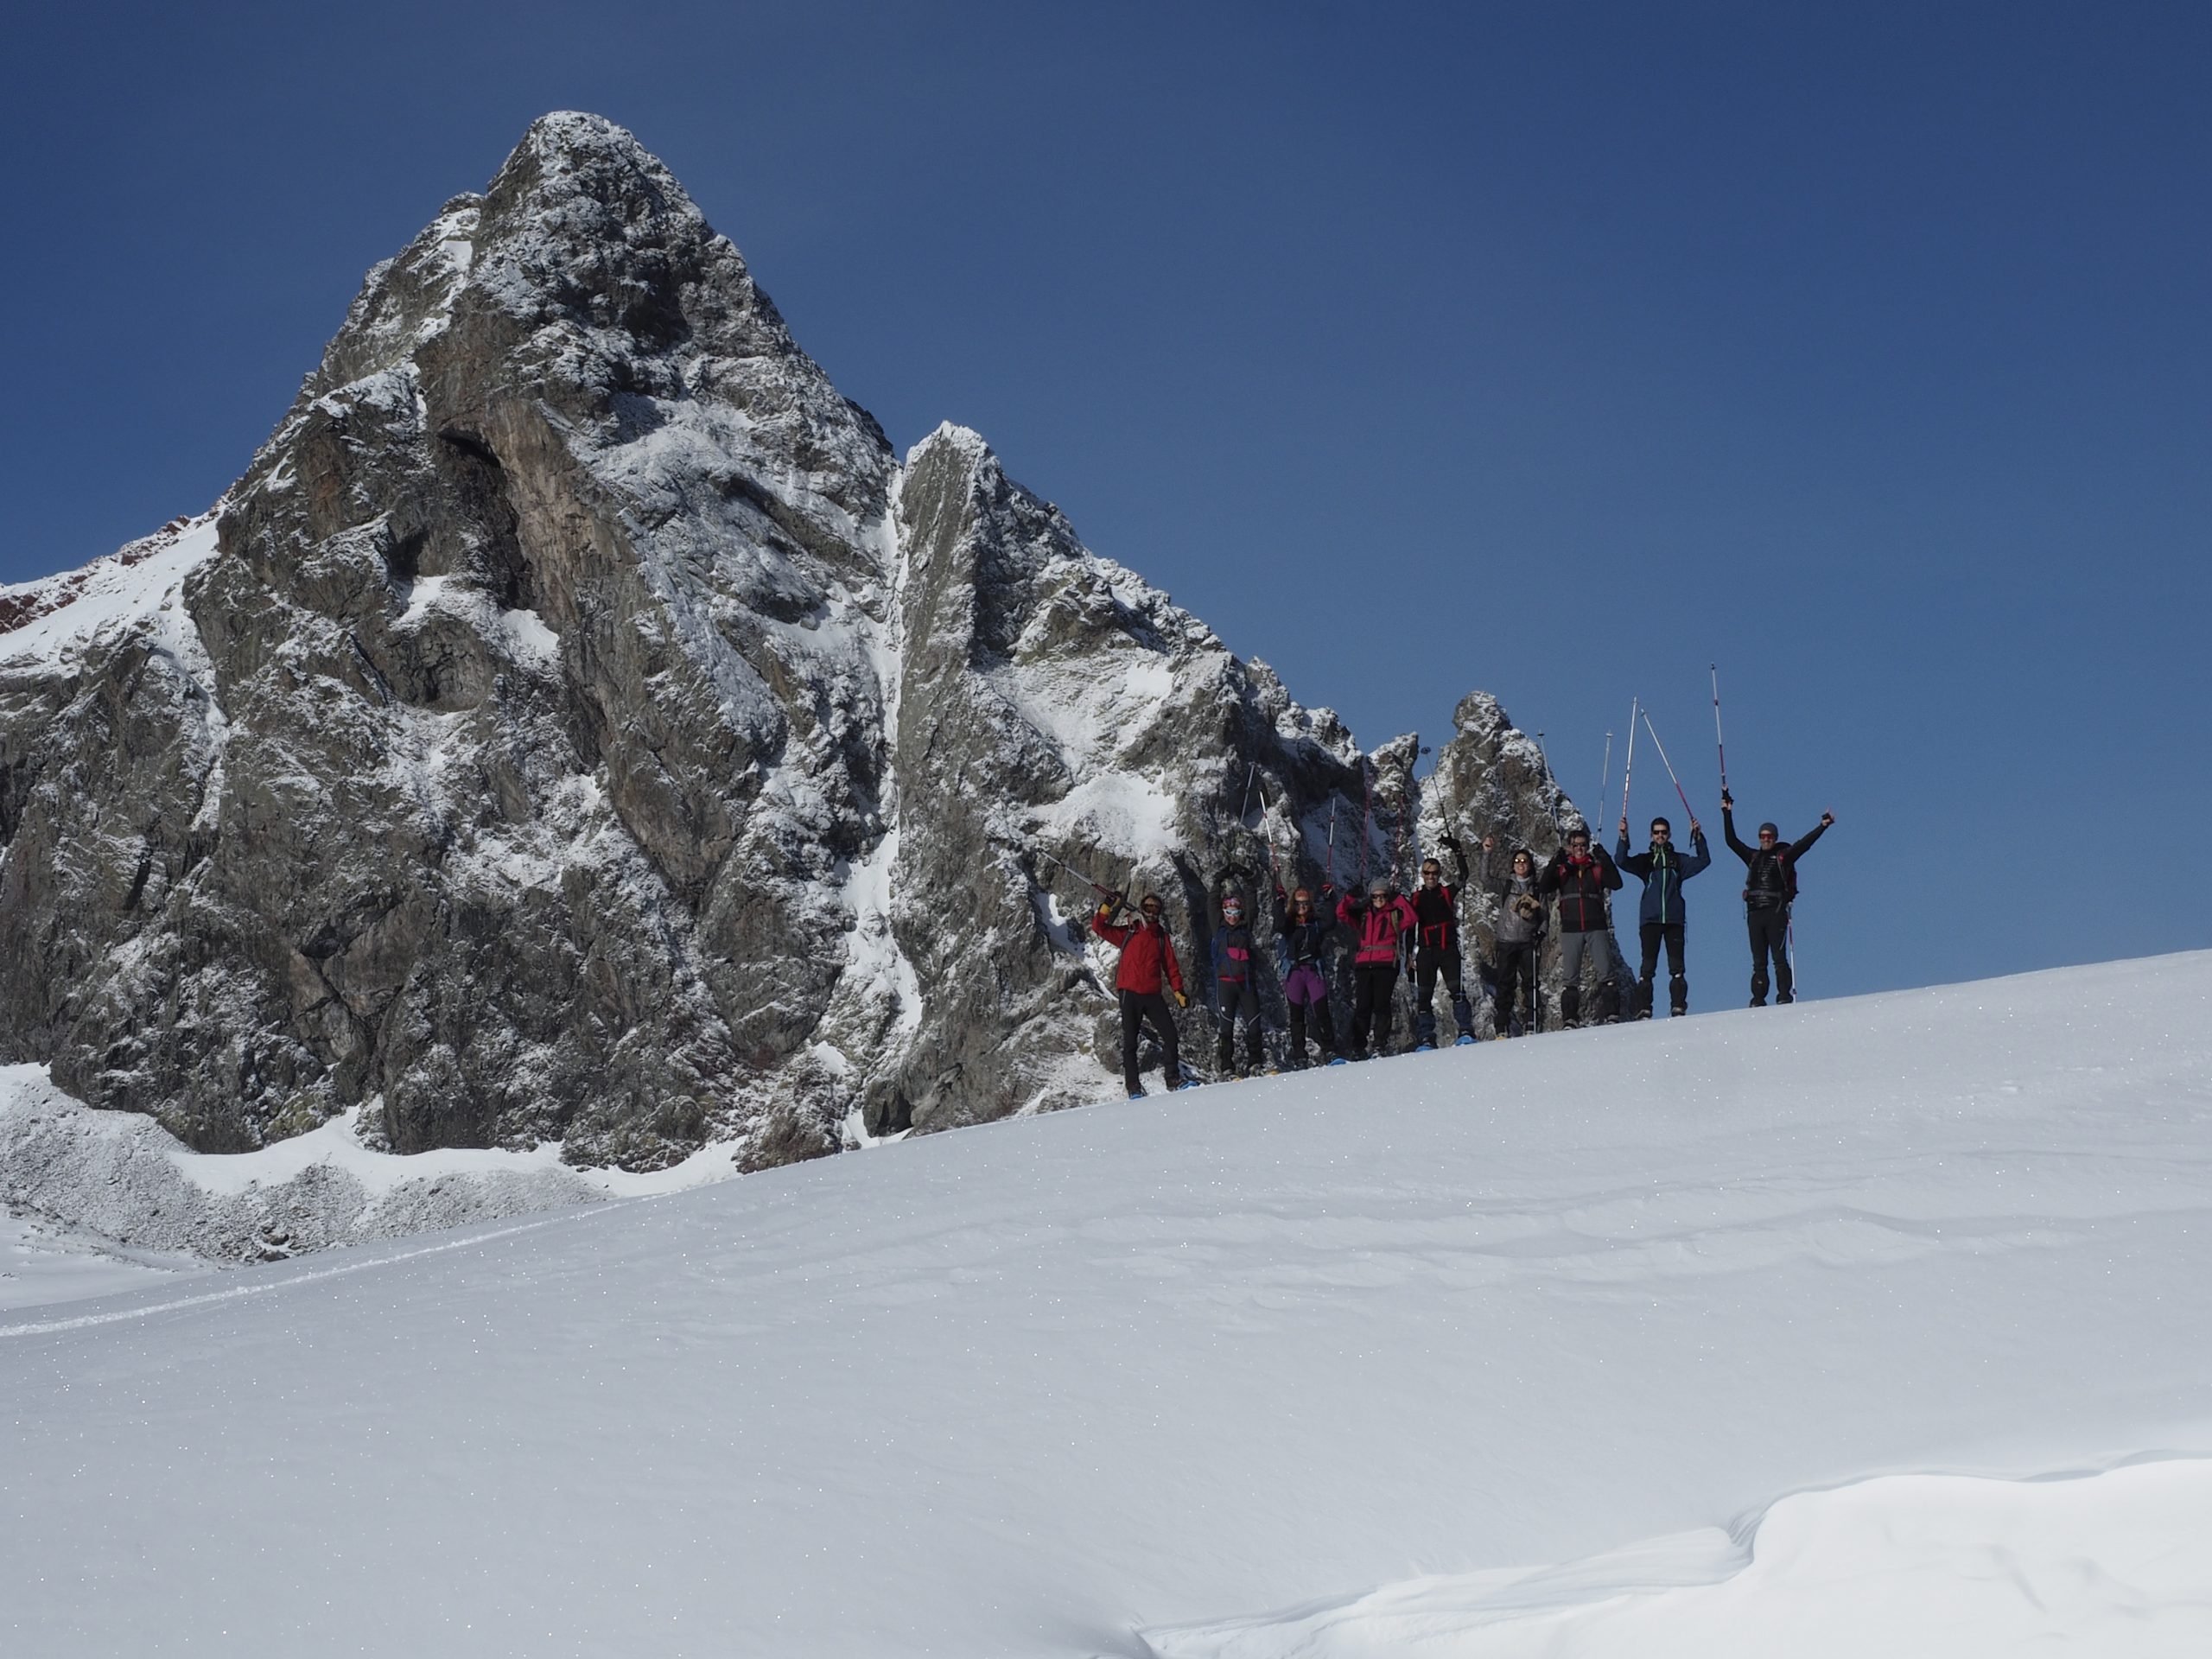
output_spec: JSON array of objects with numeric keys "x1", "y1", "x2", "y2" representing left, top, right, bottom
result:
[
  {"x1": 1406, "y1": 834, "x2": 1477, "y2": 1046},
  {"x1": 1721, "y1": 794, "x2": 1835, "y2": 1006},
  {"x1": 1540, "y1": 825, "x2": 1623, "y2": 1027},
  {"x1": 1272, "y1": 883, "x2": 1342, "y2": 1067},
  {"x1": 1614, "y1": 814, "x2": 1711, "y2": 1018},
  {"x1": 1207, "y1": 890, "x2": 1267, "y2": 1077}
]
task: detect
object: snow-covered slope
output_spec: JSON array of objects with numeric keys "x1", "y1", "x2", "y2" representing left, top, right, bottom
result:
[{"x1": 6, "y1": 951, "x2": 2209, "y2": 1657}]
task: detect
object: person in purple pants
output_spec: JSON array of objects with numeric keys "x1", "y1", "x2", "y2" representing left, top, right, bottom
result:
[{"x1": 1272, "y1": 884, "x2": 1343, "y2": 1067}]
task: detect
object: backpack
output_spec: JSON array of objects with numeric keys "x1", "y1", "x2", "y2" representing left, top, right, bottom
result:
[{"x1": 1745, "y1": 846, "x2": 1799, "y2": 904}]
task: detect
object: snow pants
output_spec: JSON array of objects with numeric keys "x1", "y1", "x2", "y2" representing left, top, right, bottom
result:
[
  {"x1": 1214, "y1": 978, "x2": 1264, "y2": 1073},
  {"x1": 1556, "y1": 928, "x2": 1613, "y2": 1026},
  {"x1": 1349, "y1": 962, "x2": 1399, "y2": 1057},
  {"x1": 1494, "y1": 940, "x2": 1539, "y2": 1034},
  {"x1": 1282, "y1": 964, "x2": 1338, "y2": 1065},
  {"x1": 1637, "y1": 923, "x2": 1687, "y2": 1017},
  {"x1": 1412, "y1": 948, "x2": 1475, "y2": 1045},
  {"x1": 1746, "y1": 906, "x2": 1792, "y2": 1005},
  {"x1": 1118, "y1": 988, "x2": 1184, "y2": 1093}
]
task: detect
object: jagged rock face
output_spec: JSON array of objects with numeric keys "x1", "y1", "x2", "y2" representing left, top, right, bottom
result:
[{"x1": 0, "y1": 113, "x2": 1591, "y2": 1166}]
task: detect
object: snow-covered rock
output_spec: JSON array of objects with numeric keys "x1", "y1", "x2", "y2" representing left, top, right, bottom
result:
[{"x1": 0, "y1": 112, "x2": 1592, "y2": 1182}]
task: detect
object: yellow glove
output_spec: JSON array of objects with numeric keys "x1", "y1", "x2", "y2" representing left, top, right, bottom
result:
[{"x1": 1172, "y1": 988, "x2": 1188, "y2": 1008}]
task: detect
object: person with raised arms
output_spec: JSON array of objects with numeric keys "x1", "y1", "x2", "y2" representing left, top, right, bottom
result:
[
  {"x1": 1540, "y1": 824, "x2": 1624, "y2": 1027},
  {"x1": 1720, "y1": 793, "x2": 1834, "y2": 1007},
  {"x1": 1480, "y1": 836, "x2": 1546, "y2": 1037},
  {"x1": 1614, "y1": 812, "x2": 1711, "y2": 1019},
  {"x1": 1092, "y1": 890, "x2": 1190, "y2": 1096},
  {"x1": 1335, "y1": 880, "x2": 1418, "y2": 1059}
]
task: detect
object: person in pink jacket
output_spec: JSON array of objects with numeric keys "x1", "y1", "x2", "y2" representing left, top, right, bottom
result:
[{"x1": 1336, "y1": 881, "x2": 1418, "y2": 1059}]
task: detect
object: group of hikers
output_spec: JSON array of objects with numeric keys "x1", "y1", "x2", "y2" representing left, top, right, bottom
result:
[{"x1": 1090, "y1": 795, "x2": 1836, "y2": 1097}]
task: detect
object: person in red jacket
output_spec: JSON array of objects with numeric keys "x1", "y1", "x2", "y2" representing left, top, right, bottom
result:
[
  {"x1": 1335, "y1": 881, "x2": 1418, "y2": 1059},
  {"x1": 1092, "y1": 891, "x2": 1189, "y2": 1096}
]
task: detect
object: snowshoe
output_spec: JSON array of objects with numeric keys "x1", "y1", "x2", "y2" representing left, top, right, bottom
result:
[
  {"x1": 1455, "y1": 1034, "x2": 1478, "y2": 1047},
  {"x1": 1173, "y1": 1077, "x2": 1204, "y2": 1091},
  {"x1": 1127, "y1": 1088, "x2": 1147, "y2": 1100},
  {"x1": 1325, "y1": 1055, "x2": 1351, "y2": 1067},
  {"x1": 1413, "y1": 1042, "x2": 1436, "y2": 1053}
]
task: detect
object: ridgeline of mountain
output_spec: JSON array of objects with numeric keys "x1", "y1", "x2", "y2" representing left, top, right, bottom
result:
[{"x1": 0, "y1": 113, "x2": 1614, "y2": 1172}]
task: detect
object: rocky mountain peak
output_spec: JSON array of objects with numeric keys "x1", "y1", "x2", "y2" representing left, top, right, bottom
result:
[{"x1": 0, "y1": 113, "x2": 1615, "y2": 1183}]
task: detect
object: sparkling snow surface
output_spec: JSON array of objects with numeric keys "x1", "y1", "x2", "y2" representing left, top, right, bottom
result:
[{"x1": 4, "y1": 953, "x2": 2210, "y2": 1656}]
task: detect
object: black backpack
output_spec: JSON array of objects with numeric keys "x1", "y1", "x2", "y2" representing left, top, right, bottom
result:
[{"x1": 1745, "y1": 846, "x2": 1799, "y2": 904}]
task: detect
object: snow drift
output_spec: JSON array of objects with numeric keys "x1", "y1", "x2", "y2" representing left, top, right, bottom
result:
[{"x1": 4, "y1": 950, "x2": 2209, "y2": 1656}]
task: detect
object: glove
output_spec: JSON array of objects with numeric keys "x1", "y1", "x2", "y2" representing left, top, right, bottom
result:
[{"x1": 1172, "y1": 988, "x2": 1188, "y2": 1008}]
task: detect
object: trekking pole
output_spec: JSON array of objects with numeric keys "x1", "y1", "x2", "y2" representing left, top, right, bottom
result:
[
  {"x1": 1711, "y1": 663, "x2": 1730, "y2": 801},
  {"x1": 1619, "y1": 701, "x2": 1638, "y2": 832},
  {"x1": 1597, "y1": 731, "x2": 1612, "y2": 842},
  {"x1": 1393, "y1": 753, "x2": 1409, "y2": 888},
  {"x1": 1037, "y1": 847, "x2": 1127, "y2": 912},
  {"x1": 1326, "y1": 797, "x2": 1338, "y2": 888},
  {"x1": 1239, "y1": 760, "x2": 1259, "y2": 823},
  {"x1": 1638, "y1": 708, "x2": 1698, "y2": 824},
  {"x1": 1361, "y1": 758, "x2": 1372, "y2": 889},
  {"x1": 1534, "y1": 730, "x2": 1563, "y2": 832}
]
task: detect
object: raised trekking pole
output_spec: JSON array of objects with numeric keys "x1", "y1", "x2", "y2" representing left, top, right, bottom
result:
[
  {"x1": 1037, "y1": 847, "x2": 1127, "y2": 914},
  {"x1": 1597, "y1": 731, "x2": 1612, "y2": 841},
  {"x1": 1638, "y1": 708, "x2": 1698, "y2": 824},
  {"x1": 1534, "y1": 730, "x2": 1562, "y2": 832},
  {"x1": 1239, "y1": 760, "x2": 1259, "y2": 823},
  {"x1": 1326, "y1": 797, "x2": 1338, "y2": 889},
  {"x1": 1711, "y1": 663, "x2": 1730, "y2": 802},
  {"x1": 1618, "y1": 701, "x2": 1638, "y2": 831},
  {"x1": 1361, "y1": 758, "x2": 1372, "y2": 889}
]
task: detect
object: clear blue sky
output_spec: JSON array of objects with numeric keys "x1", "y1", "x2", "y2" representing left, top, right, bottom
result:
[{"x1": 7, "y1": 1, "x2": 2208, "y2": 999}]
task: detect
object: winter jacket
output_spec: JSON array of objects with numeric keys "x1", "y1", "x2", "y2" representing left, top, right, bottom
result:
[
  {"x1": 1613, "y1": 830, "x2": 1712, "y2": 926},
  {"x1": 1093, "y1": 907, "x2": 1185, "y2": 995},
  {"x1": 1209, "y1": 923, "x2": 1260, "y2": 988},
  {"x1": 1480, "y1": 847, "x2": 1547, "y2": 946},
  {"x1": 1722, "y1": 809, "x2": 1827, "y2": 911},
  {"x1": 1540, "y1": 845, "x2": 1622, "y2": 933},
  {"x1": 1406, "y1": 842, "x2": 1469, "y2": 957},
  {"x1": 1273, "y1": 889, "x2": 1338, "y2": 969},
  {"x1": 1337, "y1": 892, "x2": 1417, "y2": 966}
]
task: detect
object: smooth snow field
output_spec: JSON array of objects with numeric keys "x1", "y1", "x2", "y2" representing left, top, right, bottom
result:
[{"x1": 4, "y1": 953, "x2": 2210, "y2": 1657}]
